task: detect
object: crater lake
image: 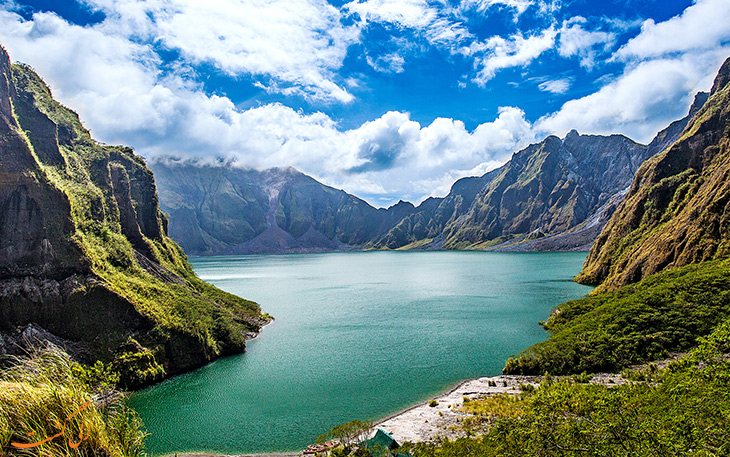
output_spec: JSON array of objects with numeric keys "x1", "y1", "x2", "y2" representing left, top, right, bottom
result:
[{"x1": 129, "y1": 251, "x2": 593, "y2": 455}]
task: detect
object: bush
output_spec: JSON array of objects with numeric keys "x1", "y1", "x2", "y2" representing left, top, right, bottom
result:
[
  {"x1": 504, "y1": 259, "x2": 730, "y2": 375},
  {"x1": 429, "y1": 400, "x2": 439, "y2": 407}
]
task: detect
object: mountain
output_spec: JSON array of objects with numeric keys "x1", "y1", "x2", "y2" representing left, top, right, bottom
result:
[
  {"x1": 577, "y1": 58, "x2": 730, "y2": 291},
  {"x1": 438, "y1": 94, "x2": 708, "y2": 251},
  {"x1": 153, "y1": 93, "x2": 705, "y2": 256},
  {"x1": 0, "y1": 46, "x2": 267, "y2": 388},
  {"x1": 503, "y1": 57, "x2": 730, "y2": 377},
  {"x1": 150, "y1": 161, "x2": 418, "y2": 255}
]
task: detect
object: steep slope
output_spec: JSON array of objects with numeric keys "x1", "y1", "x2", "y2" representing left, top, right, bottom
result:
[
  {"x1": 151, "y1": 161, "x2": 417, "y2": 255},
  {"x1": 0, "y1": 47, "x2": 267, "y2": 387},
  {"x1": 441, "y1": 126, "x2": 688, "y2": 249},
  {"x1": 577, "y1": 57, "x2": 730, "y2": 291},
  {"x1": 366, "y1": 95, "x2": 706, "y2": 252},
  {"x1": 367, "y1": 169, "x2": 501, "y2": 249}
]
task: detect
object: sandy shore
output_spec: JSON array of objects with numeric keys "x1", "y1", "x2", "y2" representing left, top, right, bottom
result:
[
  {"x1": 372, "y1": 371, "x2": 627, "y2": 444},
  {"x1": 164, "y1": 371, "x2": 628, "y2": 457},
  {"x1": 372, "y1": 375, "x2": 538, "y2": 443}
]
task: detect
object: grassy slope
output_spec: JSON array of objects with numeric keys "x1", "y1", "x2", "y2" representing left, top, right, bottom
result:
[
  {"x1": 408, "y1": 57, "x2": 730, "y2": 457},
  {"x1": 576, "y1": 59, "x2": 730, "y2": 291},
  {"x1": 8, "y1": 63, "x2": 266, "y2": 384},
  {"x1": 503, "y1": 258, "x2": 730, "y2": 375},
  {"x1": 408, "y1": 323, "x2": 730, "y2": 456},
  {"x1": 0, "y1": 348, "x2": 147, "y2": 457}
]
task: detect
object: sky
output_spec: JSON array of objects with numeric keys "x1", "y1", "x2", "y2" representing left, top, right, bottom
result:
[{"x1": 1, "y1": 0, "x2": 729, "y2": 207}]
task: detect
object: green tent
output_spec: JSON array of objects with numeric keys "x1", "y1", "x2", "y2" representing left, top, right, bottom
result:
[{"x1": 360, "y1": 430, "x2": 403, "y2": 457}]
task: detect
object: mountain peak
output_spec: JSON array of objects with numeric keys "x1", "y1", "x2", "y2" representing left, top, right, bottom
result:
[
  {"x1": 711, "y1": 56, "x2": 730, "y2": 95},
  {"x1": 564, "y1": 129, "x2": 580, "y2": 140}
]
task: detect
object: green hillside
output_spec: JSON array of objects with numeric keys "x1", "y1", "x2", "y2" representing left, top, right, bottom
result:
[{"x1": 0, "y1": 46, "x2": 267, "y2": 388}]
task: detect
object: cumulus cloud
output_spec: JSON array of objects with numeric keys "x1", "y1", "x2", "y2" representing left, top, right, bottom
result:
[
  {"x1": 0, "y1": 7, "x2": 537, "y2": 205},
  {"x1": 616, "y1": 0, "x2": 730, "y2": 60},
  {"x1": 537, "y1": 0, "x2": 730, "y2": 143},
  {"x1": 558, "y1": 17, "x2": 616, "y2": 68},
  {"x1": 82, "y1": 0, "x2": 359, "y2": 102},
  {"x1": 2, "y1": 0, "x2": 728, "y2": 206},
  {"x1": 469, "y1": 28, "x2": 557, "y2": 85},
  {"x1": 536, "y1": 51, "x2": 729, "y2": 142}
]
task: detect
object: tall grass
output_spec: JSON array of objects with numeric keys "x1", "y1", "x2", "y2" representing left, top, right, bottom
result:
[{"x1": 0, "y1": 346, "x2": 147, "y2": 457}]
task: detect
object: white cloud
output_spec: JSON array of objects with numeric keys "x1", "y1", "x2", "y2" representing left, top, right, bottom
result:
[
  {"x1": 366, "y1": 52, "x2": 406, "y2": 73},
  {"x1": 470, "y1": 28, "x2": 557, "y2": 85},
  {"x1": 463, "y1": 0, "x2": 534, "y2": 18},
  {"x1": 538, "y1": 78, "x2": 571, "y2": 94},
  {"x1": 0, "y1": 8, "x2": 537, "y2": 206},
  {"x1": 537, "y1": 0, "x2": 730, "y2": 143},
  {"x1": 344, "y1": 0, "x2": 471, "y2": 52},
  {"x1": 536, "y1": 51, "x2": 729, "y2": 142},
  {"x1": 345, "y1": 0, "x2": 437, "y2": 29},
  {"x1": 83, "y1": 0, "x2": 359, "y2": 102},
  {"x1": 558, "y1": 17, "x2": 615, "y2": 68},
  {"x1": 2, "y1": 0, "x2": 728, "y2": 207},
  {"x1": 616, "y1": 0, "x2": 730, "y2": 60}
]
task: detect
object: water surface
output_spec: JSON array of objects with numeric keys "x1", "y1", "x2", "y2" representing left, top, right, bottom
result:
[{"x1": 129, "y1": 251, "x2": 593, "y2": 455}]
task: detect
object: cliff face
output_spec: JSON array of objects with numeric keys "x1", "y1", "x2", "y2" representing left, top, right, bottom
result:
[
  {"x1": 577, "y1": 57, "x2": 730, "y2": 291},
  {"x1": 369, "y1": 94, "x2": 706, "y2": 252},
  {"x1": 0, "y1": 47, "x2": 266, "y2": 387},
  {"x1": 151, "y1": 161, "x2": 419, "y2": 255}
]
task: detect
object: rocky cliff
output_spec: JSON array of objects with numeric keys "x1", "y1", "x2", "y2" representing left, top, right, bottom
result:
[
  {"x1": 0, "y1": 46, "x2": 267, "y2": 388},
  {"x1": 577, "y1": 57, "x2": 730, "y2": 291},
  {"x1": 367, "y1": 96, "x2": 706, "y2": 252}
]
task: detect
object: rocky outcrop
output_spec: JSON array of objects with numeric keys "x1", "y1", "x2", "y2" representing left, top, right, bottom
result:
[
  {"x1": 577, "y1": 57, "x2": 730, "y2": 290},
  {"x1": 0, "y1": 46, "x2": 267, "y2": 387}
]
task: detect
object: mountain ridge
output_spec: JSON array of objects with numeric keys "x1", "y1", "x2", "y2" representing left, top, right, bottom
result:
[
  {"x1": 153, "y1": 93, "x2": 707, "y2": 256},
  {"x1": 576, "y1": 57, "x2": 730, "y2": 291}
]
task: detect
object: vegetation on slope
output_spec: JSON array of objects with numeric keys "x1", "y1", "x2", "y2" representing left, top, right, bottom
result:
[
  {"x1": 503, "y1": 258, "x2": 730, "y2": 375},
  {"x1": 0, "y1": 346, "x2": 147, "y2": 457},
  {"x1": 407, "y1": 328, "x2": 730, "y2": 456},
  {"x1": 0, "y1": 47, "x2": 266, "y2": 387},
  {"x1": 577, "y1": 57, "x2": 730, "y2": 290},
  {"x1": 405, "y1": 59, "x2": 730, "y2": 456}
]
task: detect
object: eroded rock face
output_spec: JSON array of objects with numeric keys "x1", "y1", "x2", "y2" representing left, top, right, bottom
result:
[
  {"x1": 0, "y1": 185, "x2": 54, "y2": 269},
  {"x1": 577, "y1": 57, "x2": 730, "y2": 290},
  {"x1": 0, "y1": 45, "x2": 265, "y2": 383}
]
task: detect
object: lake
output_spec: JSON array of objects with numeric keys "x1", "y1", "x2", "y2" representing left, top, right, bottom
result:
[{"x1": 129, "y1": 251, "x2": 593, "y2": 455}]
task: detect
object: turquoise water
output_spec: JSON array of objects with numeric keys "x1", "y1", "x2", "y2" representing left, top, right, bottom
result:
[{"x1": 129, "y1": 251, "x2": 593, "y2": 455}]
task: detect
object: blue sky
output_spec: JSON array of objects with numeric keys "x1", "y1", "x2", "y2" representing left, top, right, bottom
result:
[{"x1": 1, "y1": 0, "x2": 729, "y2": 206}]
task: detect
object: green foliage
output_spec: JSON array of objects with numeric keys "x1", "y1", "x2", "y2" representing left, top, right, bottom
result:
[
  {"x1": 412, "y1": 330, "x2": 730, "y2": 456},
  {"x1": 113, "y1": 349, "x2": 165, "y2": 389},
  {"x1": 317, "y1": 420, "x2": 374, "y2": 448},
  {"x1": 504, "y1": 259, "x2": 730, "y2": 375},
  {"x1": 571, "y1": 371, "x2": 593, "y2": 383},
  {"x1": 7, "y1": 63, "x2": 267, "y2": 376},
  {"x1": 428, "y1": 400, "x2": 439, "y2": 407},
  {"x1": 577, "y1": 61, "x2": 730, "y2": 290},
  {"x1": 0, "y1": 347, "x2": 147, "y2": 457},
  {"x1": 70, "y1": 360, "x2": 120, "y2": 392}
]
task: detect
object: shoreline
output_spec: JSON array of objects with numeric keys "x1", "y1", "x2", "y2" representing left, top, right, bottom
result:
[{"x1": 161, "y1": 374, "x2": 542, "y2": 457}]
